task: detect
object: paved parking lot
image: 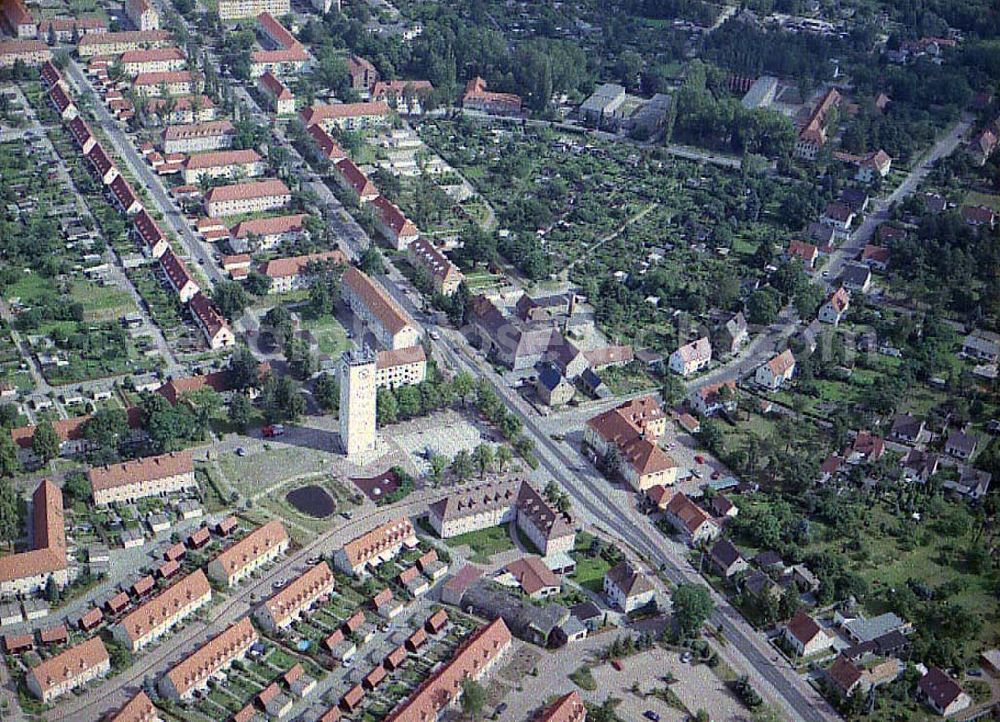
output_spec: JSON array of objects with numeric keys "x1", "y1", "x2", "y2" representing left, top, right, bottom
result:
[
  {"x1": 587, "y1": 648, "x2": 747, "y2": 722},
  {"x1": 392, "y1": 409, "x2": 498, "y2": 474}
]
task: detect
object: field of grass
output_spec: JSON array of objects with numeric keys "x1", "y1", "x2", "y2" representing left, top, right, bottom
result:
[
  {"x1": 70, "y1": 280, "x2": 137, "y2": 322},
  {"x1": 964, "y1": 190, "x2": 1000, "y2": 211},
  {"x1": 300, "y1": 314, "x2": 350, "y2": 356},
  {"x1": 443, "y1": 525, "x2": 514, "y2": 563}
]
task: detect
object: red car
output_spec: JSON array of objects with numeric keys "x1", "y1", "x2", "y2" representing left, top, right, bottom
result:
[
  {"x1": 695, "y1": 455, "x2": 705, "y2": 464},
  {"x1": 711, "y1": 471, "x2": 721, "y2": 480},
  {"x1": 262, "y1": 424, "x2": 285, "y2": 438}
]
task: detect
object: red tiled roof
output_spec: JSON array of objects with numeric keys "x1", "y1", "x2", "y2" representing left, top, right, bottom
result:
[
  {"x1": 164, "y1": 617, "x2": 257, "y2": 698},
  {"x1": 230, "y1": 213, "x2": 306, "y2": 239},
  {"x1": 28, "y1": 637, "x2": 109, "y2": 697},
  {"x1": 116, "y1": 570, "x2": 211, "y2": 645},
  {"x1": 334, "y1": 157, "x2": 376, "y2": 198},
  {"x1": 121, "y1": 47, "x2": 185, "y2": 64},
  {"x1": 665, "y1": 492, "x2": 712, "y2": 534},
  {"x1": 385, "y1": 619, "x2": 512, "y2": 722},
  {"x1": 300, "y1": 101, "x2": 390, "y2": 127},
  {"x1": 211, "y1": 520, "x2": 288, "y2": 578},
  {"x1": 183, "y1": 148, "x2": 260, "y2": 170},
  {"x1": 133, "y1": 70, "x2": 196, "y2": 87},
  {"x1": 259, "y1": 70, "x2": 292, "y2": 100},
  {"x1": 188, "y1": 291, "x2": 231, "y2": 336},
  {"x1": 342, "y1": 267, "x2": 415, "y2": 336},
  {"x1": 259, "y1": 250, "x2": 346, "y2": 279},
  {"x1": 0, "y1": 480, "x2": 65, "y2": 584},
  {"x1": 372, "y1": 195, "x2": 417, "y2": 239},
  {"x1": 504, "y1": 556, "x2": 560, "y2": 596},
  {"x1": 162, "y1": 120, "x2": 234, "y2": 142},
  {"x1": 535, "y1": 691, "x2": 586, "y2": 722},
  {"x1": 341, "y1": 517, "x2": 415, "y2": 570},
  {"x1": 204, "y1": 179, "x2": 290, "y2": 204}
]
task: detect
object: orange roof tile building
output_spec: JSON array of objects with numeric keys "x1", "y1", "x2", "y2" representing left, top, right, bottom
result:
[
  {"x1": 88, "y1": 450, "x2": 195, "y2": 506},
  {"x1": 207, "y1": 520, "x2": 289, "y2": 587},
  {"x1": 112, "y1": 570, "x2": 212, "y2": 651},
  {"x1": 0, "y1": 480, "x2": 68, "y2": 596},
  {"x1": 26, "y1": 637, "x2": 110, "y2": 703}
]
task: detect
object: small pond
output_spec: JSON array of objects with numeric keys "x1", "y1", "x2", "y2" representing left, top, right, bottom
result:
[{"x1": 285, "y1": 485, "x2": 335, "y2": 518}]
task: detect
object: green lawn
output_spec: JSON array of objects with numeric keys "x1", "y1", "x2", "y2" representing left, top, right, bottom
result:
[
  {"x1": 570, "y1": 532, "x2": 612, "y2": 592},
  {"x1": 964, "y1": 190, "x2": 1000, "y2": 211},
  {"x1": 70, "y1": 280, "x2": 137, "y2": 322},
  {"x1": 300, "y1": 314, "x2": 350, "y2": 356},
  {"x1": 443, "y1": 525, "x2": 514, "y2": 563}
]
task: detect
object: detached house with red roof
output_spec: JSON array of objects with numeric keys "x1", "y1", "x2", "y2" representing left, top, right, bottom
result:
[
  {"x1": 787, "y1": 239, "x2": 819, "y2": 269},
  {"x1": 669, "y1": 336, "x2": 712, "y2": 377},
  {"x1": 783, "y1": 610, "x2": 833, "y2": 657},
  {"x1": 756, "y1": 349, "x2": 796, "y2": 390},
  {"x1": 819, "y1": 287, "x2": 850, "y2": 325},
  {"x1": 662, "y1": 492, "x2": 720, "y2": 545},
  {"x1": 918, "y1": 667, "x2": 971, "y2": 717}
]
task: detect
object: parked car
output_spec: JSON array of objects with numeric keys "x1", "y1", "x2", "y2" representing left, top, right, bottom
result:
[
  {"x1": 644, "y1": 712, "x2": 660, "y2": 722},
  {"x1": 262, "y1": 424, "x2": 285, "y2": 438}
]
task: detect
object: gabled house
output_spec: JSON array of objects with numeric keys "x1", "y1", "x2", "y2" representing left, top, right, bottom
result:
[
  {"x1": 890, "y1": 414, "x2": 925, "y2": 444},
  {"x1": 918, "y1": 667, "x2": 971, "y2": 717},
  {"x1": 783, "y1": 610, "x2": 833, "y2": 657},
  {"x1": 669, "y1": 337, "x2": 712, "y2": 377},
  {"x1": 718, "y1": 312, "x2": 748, "y2": 355},
  {"x1": 848, "y1": 431, "x2": 885, "y2": 464},
  {"x1": 755, "y1": 349, "x2": 795, "y2": 390},
  {"x1": 787, "y1": 240, "x2": 819, "y2": 269},
  {"x1": 819, "y1": 287, "x2": 850, "y2": 325},
  {"x1": 689, "y1": 381, "x2": 736, "y2": 417},
  {"x1": 708, "y1": 539, "x2": 748, "y2": 578},
  {"x1": 945, "y1": 429, "x2": 978, "y2": 460},
  {"x1": 839, "y1": 262, "x2": 872, "y2": 293},
  {"x1": 603, "y1": 562, "x2": 655, "y2": 614},
  {"x1": 662, "y1": 493, "x2": 720, "y2": 546}
]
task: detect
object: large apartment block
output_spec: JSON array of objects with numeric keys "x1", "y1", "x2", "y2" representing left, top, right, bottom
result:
[
  {"x1": 121, "y1": 47, "x2": 185, "y2": 76},
  {"x1": 207, "y1": 520, "x2": 289, "y2": 587},
  {"x1": 341, "y1": 267, "x2": 420, "y2": 350},
  {"x1": 258, "y1": 250, "x2": 346, "y2": 294},
  {"x1": 26, "y1": 638, "x2": 110, "y2": 703},
  {"x1": 132, "y1": 70, "x2": 197, "y2": 97},
  {"x1": 333, "y1": 517, "x2": 417, "y2": 576},
  {"x1": 255, "y1": 561, "x2": 335, "y2": 630},
  {"x1": 182, "y1": 148, "x2": 264, "y2": 184},
  {"x1": 216, "y1": 0, "x2": 289, "y2": 21},
  {"x1": 113, "y1": 570, "x2": 212, "y2": 651},
  {"x1": 375, "y1": 345, "x2": 427, "y2": 389},
  {"x1": 204, "y1": 179, "x2": 291, "y2": 217},
  {"x1": 159, "y1": 617, "x2": 258, "y2": 700},
  {"x1": 88, "y1": 450, "x2": 196, "y2": 506},
  {"x1": 0, "y1": 480, "x2": 68, "y2": 596},
  {"x1": 299, "y1": 101, "x2": 390, "y2": 132},
  {"x1": 77, "y1": 30, "x2": 172, "y2": 57},
  {"x1": 427, "y1": 479, "x2": 576, "y2": 555},
  {"x1": 162, "y1": 120, "x2": 235, "y2": 154}
]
